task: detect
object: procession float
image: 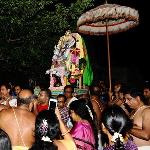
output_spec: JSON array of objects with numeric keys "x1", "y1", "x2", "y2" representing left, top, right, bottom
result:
[{"x1": 46, "y1": 30, "x2": 93, "y2": 96}]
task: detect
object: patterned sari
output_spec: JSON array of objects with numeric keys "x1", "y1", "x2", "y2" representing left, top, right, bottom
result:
[{"x1": 103, "y1": 138, "x2": 138, "y2": 150}]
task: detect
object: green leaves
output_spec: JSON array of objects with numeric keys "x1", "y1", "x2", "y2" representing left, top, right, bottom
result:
[{"x1": 0, "y1": 0, "x2": 93, "y2": 79}]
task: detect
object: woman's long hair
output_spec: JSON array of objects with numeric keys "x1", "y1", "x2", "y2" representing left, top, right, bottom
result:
[
  {"x1": 69, "y1": 99, "x2": 98, "y2": 149},
  {"x1": 101, "y1": 105, "x2": 133, "y2": 150},
  {"x1": 29, "y1": 110, "x2": 60, "y2": 150},
  {"x1": 0, "y1": 129, "x2": 12, "y2": 150}
]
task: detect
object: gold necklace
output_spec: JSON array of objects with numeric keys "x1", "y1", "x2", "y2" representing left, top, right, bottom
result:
[{"x1": 131, "y1": 105, "x2": 145, "y2": 119}]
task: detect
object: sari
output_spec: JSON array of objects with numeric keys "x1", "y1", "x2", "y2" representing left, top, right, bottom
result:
[{"x1": 70, "y1": 121, "x2": 96, "y2": 150}]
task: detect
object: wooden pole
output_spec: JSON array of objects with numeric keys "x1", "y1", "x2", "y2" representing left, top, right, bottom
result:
[{"x1": 106, "y1": 20, "x2": 112, "y2": 93}]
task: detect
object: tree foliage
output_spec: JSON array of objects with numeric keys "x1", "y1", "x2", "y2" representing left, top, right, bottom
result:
[{"x1": 0, "y1": 0, "x2": 93, "y2": 81}]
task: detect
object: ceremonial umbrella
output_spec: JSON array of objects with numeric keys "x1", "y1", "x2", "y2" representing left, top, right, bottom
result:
[{"x1": 77, "y1": 1, "x2": 139, "y2": 92}]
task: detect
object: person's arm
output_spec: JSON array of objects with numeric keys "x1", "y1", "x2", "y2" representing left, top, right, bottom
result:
[
  {"x1": 0, "y1": 110, "x2": 6, "y2": 128},
  {"x1": 29, "y1": 101, "x2": 34, "y2": 111},
  {"x1": 108, "y1": 91, "x2": 113, "y2": 102},
  {"x1": 91, "y1": 100, "x2": 101, "y2": 129},
  {"x1": 120, "y1": 104, "x2": 130, "y2": 116},
  {"x1": 55, "y1": 107, "x2": 72, "y2": 140},
  {"x1": 130, "y1": 108, "x2": 150, "y2": 140},
  {"x1": 0, "y1": 112, "x2": 2, "y2": 128},
  {"x1": 29, "y1": 100, "x2": 38, "y2": 115}
]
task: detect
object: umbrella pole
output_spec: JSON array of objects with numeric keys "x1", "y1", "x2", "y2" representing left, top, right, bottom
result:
[{"x1": 106, "y1": 21, "x2": 112, "y2": 94}]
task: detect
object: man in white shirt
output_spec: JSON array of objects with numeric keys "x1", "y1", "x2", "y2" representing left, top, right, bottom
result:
[
  {"x1": 64, "y1": 85, "x2": 77, "y2": 107},
  {"x1": 64, "y1": 85, "x2": 77, "y2": 128}
]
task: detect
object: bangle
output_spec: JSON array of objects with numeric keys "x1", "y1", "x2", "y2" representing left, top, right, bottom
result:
[{"x1": 62, "y1": 129, "x2": 70, "y2": 136}]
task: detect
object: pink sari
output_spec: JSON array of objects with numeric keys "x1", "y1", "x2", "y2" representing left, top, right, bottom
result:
[{"x1": 70, "y1": 121, "x2": 96, "y2": 150}]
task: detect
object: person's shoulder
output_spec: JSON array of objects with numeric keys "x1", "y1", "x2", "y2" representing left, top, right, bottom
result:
[
  {"x1": 91, "y1": 97, "x2": 98, "y2": 104},
  {"x1": 91, "y1": 98, "x2": 99, "y2": 106},
  {"x1": 91, "y1": 98, "x2": 103, "y2": 110},
  {"x1": 143, "y1": 106, "x2": 150, "y2": 114},
  {"x1": 0, "y1": 104, "x2": 9, "y2": 111},
  {"x1": 23, "y1": 110, "x2": 36, "y2": 118},
  {"x1": 18, "y1": 110, "x2": 36, "y2": 125},
  {"x1": 0, "y1": 107, "x2": 12, "y2": 113},
  {"x1": 56, "y1": 139, "x2": 77, "y2": 150},
  {"x1": 75, "y1": 120, "x2": 91, "y2": 129},
  {"x1": 71, "y1": 97, "x2": 78, "y2": 101},
  {"x1": 0, "y1": 107, "x2": 13, "y2": 120},
  {"x1": 15, "y1": 108, "x2": 36, "y2": 119}
]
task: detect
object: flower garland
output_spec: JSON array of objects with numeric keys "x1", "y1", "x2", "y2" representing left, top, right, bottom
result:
[{"x1": 111, "y1": 132, "x2": 124, "y2": 143}]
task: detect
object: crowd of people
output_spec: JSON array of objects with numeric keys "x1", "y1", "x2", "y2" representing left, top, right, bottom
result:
[{"x1": 0, "y1": 81, "x2": 150, "y2": 150}]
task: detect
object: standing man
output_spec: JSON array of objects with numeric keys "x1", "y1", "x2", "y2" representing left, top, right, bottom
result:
[
  {"x1": 57, "y1": 94, "x2": 69, "y2": 126},
  {"x1": 124, "y1": 88, "x2": 150, "y2": 150},
  {"x1": 63, "y1": 85, "x2": 77, "y2": 128},
  {"x1": 0, "y1": 89, "x2": 36, "y2": 150},
  {"x1": 64, "y1": 85, "x2": 77, "y2": 107}
]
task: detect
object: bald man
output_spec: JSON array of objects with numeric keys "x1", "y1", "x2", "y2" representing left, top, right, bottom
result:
[{"x1": 0, "y1": 89, "x2": 36, "y2": 150}]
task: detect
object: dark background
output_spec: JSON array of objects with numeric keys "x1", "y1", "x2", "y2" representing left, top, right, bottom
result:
[
  {"x1": 0, "y1": 0, "x2": 149, "y2": 88},
  {"x1": 81, "y1": 0, "x2": 149, "y2": 87}
]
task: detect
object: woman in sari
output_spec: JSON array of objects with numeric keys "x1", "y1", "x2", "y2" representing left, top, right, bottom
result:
[{"x1": 69, "y1": 99, "x2": 98, "y2": 150}]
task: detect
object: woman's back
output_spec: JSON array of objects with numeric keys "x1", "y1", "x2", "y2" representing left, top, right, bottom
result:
[
  {"x1": 103, "y1": 138, "x2": 138, "y2": 150},
  {"x1": 101, "y1": 105, "x2": 138, "y2": 150},
  {"x1": 71, "y1": 121, "x2": 95, "y2": 150},
  {"x1": 54, "y1": 139, "x2": 76, "y2": 150},
  {"x1": 29, "y1": 109, "x2": 77, "y2": 150}
]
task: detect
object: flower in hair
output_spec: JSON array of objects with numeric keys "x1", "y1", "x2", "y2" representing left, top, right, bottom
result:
[
  {"x1": 86, "y1": 104, "x2": 93, "y2": 119},
  {"x1": 39, "y1": 119, "x2": 48, "y2": 136},
  {"x1": 41, "y1": 136, "x2": 52, "y2": 142},
  {"x1": 43, "y1": 119, "x2": 48, "y2": 126},
  {"x1": 111, "y1": 132, "x2": 124, "y2": 143}
]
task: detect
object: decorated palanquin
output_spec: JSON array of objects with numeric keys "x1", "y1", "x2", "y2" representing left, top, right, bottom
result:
[{"x1": 46, "y1": 30, "x2": 92, "y2": 95}]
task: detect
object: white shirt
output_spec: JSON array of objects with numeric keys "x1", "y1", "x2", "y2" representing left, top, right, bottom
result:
[{"x1": 1, "y1": 97, "x2": 17, "y2": 107}]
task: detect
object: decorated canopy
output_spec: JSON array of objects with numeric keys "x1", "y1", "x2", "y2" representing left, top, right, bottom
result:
[
  {"x1": 77, "y1": 4, "x2": 139, "y2": 35},
  {"x1": 77, "y1": 3, "x2": 139, "y2": 92}
]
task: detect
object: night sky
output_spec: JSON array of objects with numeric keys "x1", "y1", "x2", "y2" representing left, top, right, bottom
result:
[{"x1": 80, "y1": 0, "x2": 149, "y2": 86}]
